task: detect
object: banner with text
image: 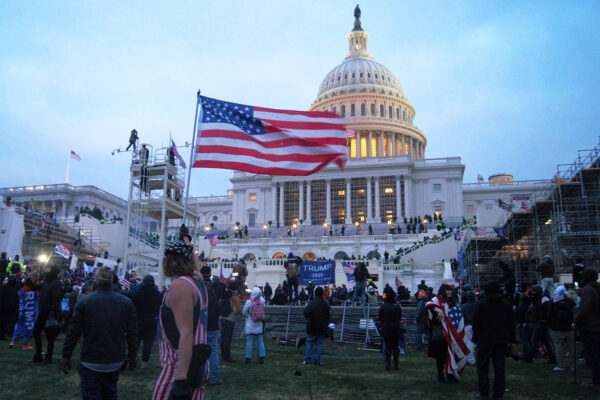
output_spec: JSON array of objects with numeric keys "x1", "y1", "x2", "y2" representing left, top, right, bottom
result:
[
  {"x1": 299, "y1": 260, "x2": 336, "y2": 286},
  {"x1": 341, "y1": 262, "x2": 356, "y2": 288}
]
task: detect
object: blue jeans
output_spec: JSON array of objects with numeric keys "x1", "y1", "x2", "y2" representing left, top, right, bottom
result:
[
  {"x1": 519, "y1": 324, "x2": 532, "y2": 357},
  {"x1": 207, "y1": 330, "x2": 221, "y2": 383},
  {"x1": 527, "y1": 322, "x2": 554, "y2": 361},
  {"x1": 415, "y1": 322, "x2": 426, "y2": 350},
  {"x1": 351, "y1": 281, "x2": 366, "y2": 303},
  {"x1": 220, "y1": 319, "x2": 235, "y2": 361},
  {"x1": 78, "y1": 364, "x2": 120, "y2": 400},
  {"x1": 304, "y1": 334, "x2": 325, "y2": 364},
  {"x1": 245, "y1": 333, "x2": 266, "y2": 360}
]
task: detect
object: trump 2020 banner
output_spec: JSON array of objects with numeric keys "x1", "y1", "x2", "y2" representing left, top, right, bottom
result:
[{"x1": 299, "y1": 260, "x2": 336, "y2": 286}]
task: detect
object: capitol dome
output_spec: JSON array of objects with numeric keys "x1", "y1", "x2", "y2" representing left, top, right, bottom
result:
[{"x1": 310, "y1": 6, "x2": 426, "y2": 160}]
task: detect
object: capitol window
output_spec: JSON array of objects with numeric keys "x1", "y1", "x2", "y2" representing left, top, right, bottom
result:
[
  {"x1": 249, "y1": 193, "x2": 257, "y2": 200},
  {"x1": 350, "y1": 104, "x2": 355, "y2": 116},
  {"x1": 337, "y1": 190, "x2": 345, "y2": 196},
  {"x1": 360, "y1": 72, "x2": 363, "y2": 78},
  {"x1": 341, "y1": 105, "x2": 346, "y2": 117},
  {"x1": 367, "y1": 73, "x2": 371, "y2": 78},
  {"x1": 388, "y1": 106, "x2": 393, "y2": 119},
  {"x1": 433, "y1": 184, "x2": 442, "y2": 192},
  {"x1": 352, "y1": 73, "x2": 355, "y2": 78},
  {"x1": 375, "y1": 74, "x2": 378, "y2": 79},
  {"x1": 380, "y1": 104, "x2": 384, "y2": 117},
  {"x1": 371, "y1": 103, "x2": 376, "y2": 116},
  {"x1": 403, "y1": 110, "x2": 406, "y2": 121},
  {"x1": 384, "y1": 188, "x2": 393, "y2": 194},
  {"x1": 333, "y1": 106, "x2": 337, "y2": 114},
  {"x1": 344, "y1": 74, "x2": 348, "y2": 80},
  {"x1": 396, "y1": 108, "x2": 400, "y2": 119},
  {"x1": 361, "y1": 103, "x2": 366, "y2": 116}
]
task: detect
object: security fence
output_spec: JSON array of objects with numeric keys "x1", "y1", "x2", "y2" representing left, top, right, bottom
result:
[{"x1": 232, "y1": 303, "x2": 418, "y2": 345}]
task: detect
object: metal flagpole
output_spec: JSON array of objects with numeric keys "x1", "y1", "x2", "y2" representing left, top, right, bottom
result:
[
  {"x1": 65, "y1": 151, "x2": 71, "y2": 183},
  {"x1": 182, "y1": 90, "x2": 201, "y2": 224}
]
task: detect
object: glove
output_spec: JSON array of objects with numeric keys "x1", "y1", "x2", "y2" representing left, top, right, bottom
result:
[
  {"x1": 170, "y1": 379, "x2": 192, "y2": 400},
  {"x1": 128, "y1": 357, "x2": 137, "y2": 371},
  {"x1": 59, "y1": 358, "x2": 71, "y2": 375}
]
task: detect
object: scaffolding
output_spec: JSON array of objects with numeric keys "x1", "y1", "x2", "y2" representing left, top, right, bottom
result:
[
  {"x1": 463, "y1": 137, "x2": 600, "y2": 287},
  {"x1": 123, "y1": 143, "x2": 197, "y2": 287}
]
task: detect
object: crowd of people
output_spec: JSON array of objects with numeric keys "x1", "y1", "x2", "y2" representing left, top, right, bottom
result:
[{"x1": 1, "y1": 244, "x2": 600, "y2": 399}]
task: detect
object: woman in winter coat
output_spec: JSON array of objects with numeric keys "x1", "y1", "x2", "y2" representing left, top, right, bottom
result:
[
  {"x1": 242, "y1": 287, "x2": 266, "y2": 364},
  {"x1": 378, "y1": 286, "x2": 402, "y2": 370}
]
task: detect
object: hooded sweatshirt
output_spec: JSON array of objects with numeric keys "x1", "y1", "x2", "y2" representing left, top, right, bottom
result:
[
  {"x1": 574, "y1": 281, "x2": 600, "y2": 333},
  {"x1": 243, "y1": 287, "x2": 265, "y2": 335}
]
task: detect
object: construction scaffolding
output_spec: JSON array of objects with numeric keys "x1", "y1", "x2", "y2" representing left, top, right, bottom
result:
[
  {"x1": 463, "y1": 138, "x2": 600, "y2": 287},
  {"x1": 123, "y1": 143, "x2": 197, "y2": 285}
]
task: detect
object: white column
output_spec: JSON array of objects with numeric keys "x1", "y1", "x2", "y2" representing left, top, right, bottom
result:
[
  {"x1": 391, "y1": 133, "x2": 396, "y2": 157},
  {"x1": 299, "y1": 181, "x2": 304, "y2": 222},
  {"x1": 374, "y1": 177, "x2": 381, "y2": 221},
  {"x1": 366, "y1": 177, "x2": 373, "y2": 221},
  {"x1": 395, "y1": 176, "x2": 402, "y2": 219},
  {"x1": 279, "y1": 183, "x2": 284, "y2": 226},
  {"x1": 368, "y1": 131, "x2": 373, "y2": 157},
  {"x1": 404, "y1": 176, "x2": 412, "y2": 217},
  {"x1": 271, "y1": 184, "x2": 277, "y2": 223},
  {"x1": 346, "y1": 179, "x2": 352, "y2": 225},
  {"x1": 61, "y1": 201, "x2": 67, "y2": 219},
  {"x1": 306, "y1": 181, "x2": 312, "y2": 225},
  {"x1": 326, "y1": 179, "x2": 331, "y2": 224},
  {"x1": 378, "y1": 132, "x2": 384, "y2": 158},
  {"x1": 356, "y1": 131, "x2": 362, "y2": 158},
  {"x1": 402, "y1": 135, "x2": 407, "y2": 156}
]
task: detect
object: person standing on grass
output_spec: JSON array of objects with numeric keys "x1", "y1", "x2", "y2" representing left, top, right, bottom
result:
[
  {"x1": 200, "y1": 266, "x2": 223, "y2": 387},
  {"x1": 219, "y1": 281, "x2": 241, "y2": 363},
  {"x1": 60, "y1": 266, "x2": 138, "y2": 400},
  {"x1": 32, "y1": 266, "x2": 63, "y2": 365},
  {"x1": 472, "y1": 280, "x2": 515, "y2": 400},
  {"x1": 152, "y1": 240, "x2": 209, "y2": 400},
  {"x1": 302, "y1": 286, "x2": 330, "y2": 366},
  {"x1": 243, "y1": 287, "x2": 266, "y2": 364},
  {"x1": 572, "y1": 269, "x2": 600, "y2": 389},
  {"x1": 378, "y1": 286, "x2": 402, "y2": 370},
  {"x1": 9, "y1": 277, "x2": 38, "y2": 350},
  {"x1": 131, "y1": 274, "x2": 162, "y2": 370},
  {"x1": 548, "y1": 285, "x2": 576, "y2": 372}
]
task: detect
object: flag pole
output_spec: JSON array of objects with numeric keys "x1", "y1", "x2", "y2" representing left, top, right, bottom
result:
[
  {"x1": 65, "y1": 151, "x2": 71, "y2": 184},
  {"x1": 182, "y1": 90, "x2": 201, "y2": 223}
]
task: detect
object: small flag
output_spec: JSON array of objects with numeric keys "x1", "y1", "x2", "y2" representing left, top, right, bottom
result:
[
  {"x1": 70, "y1": 150, "x2": 81, "y2": 161},
  {"x1": 493, "y1": 227, "x2": 506, "y2": 240},
  {"x1": 170, "y1": 139, "x2": 186, "y2": 169},
  {"x1": 206, "y1": 232, "x2": 219, "y2": 247},
  {"x1": 220, "y1": 265, "x2": 231, "y2": 283},
  {"x1": 477, "y1": 174, "x2": 484, "y2": 183},
  {"x1": 53, "y1": 242, "x2": 71, "y2": 259},
  {"x1": 346, "y1": 128, "x2": 356, "y2": 139},
  {"x1": 119, "y1": 271, "x2": 131, "y2": 290}
]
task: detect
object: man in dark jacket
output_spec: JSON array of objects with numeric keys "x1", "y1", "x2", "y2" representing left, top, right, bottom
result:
[
  {"x1": 549, "y1": 285, "x2": 576, "y2": 371},
  {"x1": 60, "y1": 267, "x2": 138, "y2": 398},
  {"x1": 573, "y1": 269, "x2": 600, "y2": 386},
  {"x1": 302, "y1": 287, "x2": 330, "y2": 366},
  {"x1": 284, "y1": 253, "x2": 302, "y2": 303},
  {"x1": 131, "y1": 275, "x2": 162, "y2": 369},
  {"x1": 537, "y1": 255, "x2": 555, "y2": 296},
  {"x1": 263, "y1": 282, "x2": 273, "y2": 305},
  {"x1": 472, "y1": 280, "x2": 515, "y2": 400},
  {"x1": 32, "y1": 266, "x2": 63, "y2": 364},
  {"x1": 201, "y1": 266, "x2": 223, "y2": 387},
  {"x1": 572, "y1": 258, "x2": 585, "y2": 287},
  {"x1": 351, "y1": 262, "x2": 370, "y2": 303},
  {"x1": 0, "y1": 275, "x2": 19, "y2": 340}
]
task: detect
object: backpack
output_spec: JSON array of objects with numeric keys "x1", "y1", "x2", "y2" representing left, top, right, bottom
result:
[{"x1": 250, "y1": 298, "x2": 265, "y2": 322}]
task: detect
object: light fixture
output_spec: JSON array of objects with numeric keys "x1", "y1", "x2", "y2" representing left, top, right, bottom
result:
[{"x1": 38, "y1": 254, "x2": 48, "y2": 262}]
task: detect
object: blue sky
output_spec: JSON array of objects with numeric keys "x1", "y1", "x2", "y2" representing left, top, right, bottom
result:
[{"x1": 1, "y1": 1, "x2": 599, "y2": 199}]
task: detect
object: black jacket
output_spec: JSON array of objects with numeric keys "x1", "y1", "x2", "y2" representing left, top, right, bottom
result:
[
  {"x1": 537, "y1": 259, "x2": 554, "y2": 278},
  {"x1": 62, "y1": 286, "x2": 138, "y2": 364},
  {"x1": 205, "y1": 281, "x2": 220, "y2": 331},
  {"x1": 304, "y1": 297, "x2": 330, "y2": 336},
  {"x1": 377, "y1": 302, "x2": 402, "y2": 337},
  {"x1": 472, "y1": 294, "x2": 515, "y2": 344},
  {"x1": 131, "y1": 283, "x2": 162, "y2": 322},
  {"x1": 549, "y1": 297, "x2": 576, "y2": 331},
  {"x1": 39, "y1": 280, "x2": 63, "y2": 320}
]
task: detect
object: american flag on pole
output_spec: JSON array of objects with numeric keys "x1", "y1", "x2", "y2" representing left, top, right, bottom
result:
[
  {"x1": 346, "y1": 128, "x2": 356, "y2": 139},
  {"x1": 53, "y1": 242, "x2": 71, "y2": 259},
  {"x1": 193, "y1": 96, "x2": 347, "y2": 176},
  {"x1": 206, "y1": 233, "x2": 219, "y2": 247},
  {"x1": 170, "y1": 138, "x2": 186, "y2": 169},
  {"x1": 70, "y1": 150, "x2": 81, "y2": 161},
  {"x1": 425, "y1": 296, "x2": 470, "y2": 378}
]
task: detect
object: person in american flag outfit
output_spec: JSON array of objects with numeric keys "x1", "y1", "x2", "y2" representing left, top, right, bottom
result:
[{"x1": 425, "y1": 284, "x2": 470, "y2": 383}]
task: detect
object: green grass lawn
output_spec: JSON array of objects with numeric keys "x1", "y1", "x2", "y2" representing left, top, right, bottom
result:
[{"x1": 0, "y1": 337, "x2": 594, "y2": 400}]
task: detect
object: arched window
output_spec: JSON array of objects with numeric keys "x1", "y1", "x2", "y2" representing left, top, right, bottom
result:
[
  {"x1": 338, "y1": 75, "x2": 341, "y2": 81},
  {"x1": 360, "y1": 72, "x2": 363, "y2": 78},
  {"x1": 332, "y1": 106, "x2": 337, "y2": 115},
  {"x1": 375, "y1": 74, "x2": 378, "y2": 79},
  {"x1": 380, "y1": 104, "x2": 385, "y2": 117},
  {"x1": 403, "y1": 110, "x2": 406, "y2": 121},
  {"x1": 396, "y1": 108, "x2": 400, "y2": 119},
  {"x1": 389, "y1": 106, "x2": 393, "y2": 119},
  {"x1": 350, "y1": 104, "x2": 356, "y2": 116},
  {"x1": 352, "y1": 73, "x2": 355, "y2": 79},
  {"x1": 360, "y1": 103, "x2": 366, "y2": 116},
  {"x1": 366, "y1": 250, "x2": 381, "y2": 259},
  {"x1": 304, "y1": 252, "x2": 317, "y2": 261},
  {"x1": 333, "y1": 251, "x2": 350, "y2": 260},
  {"x1": 370, "y1": 103, "x2": 376, "y2": 116},
  {"x1": 341, "y1": 105, "x2": 346, "y2": 117},
  {"x1": 272, "y1": 252, "x2": 285, "y2": 259},
  {"x1": 344, "y1": 73, "x2": 348, "y2": 80},
  {"x1": 367, "y1": 72, "x2": 371, "y2": 78}
]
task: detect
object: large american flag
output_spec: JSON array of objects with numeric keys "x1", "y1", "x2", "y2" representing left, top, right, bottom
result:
[
  {"x1": 53, "y1": 242, "x2": 71, "y2": 259},
  {"x1": 193, "y1": 96, "x2": 347, "y2": 176},
  {"x1": 425, "y1": 296, "x2": 470, "y2": 378},
  {"x1": 206, "y1": 233, "x2": 219, "y2": 247}
]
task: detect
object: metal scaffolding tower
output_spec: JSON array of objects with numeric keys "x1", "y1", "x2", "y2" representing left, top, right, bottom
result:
[{"x1": 123, "y1": 143, "x2": 197, "y2": 288}]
